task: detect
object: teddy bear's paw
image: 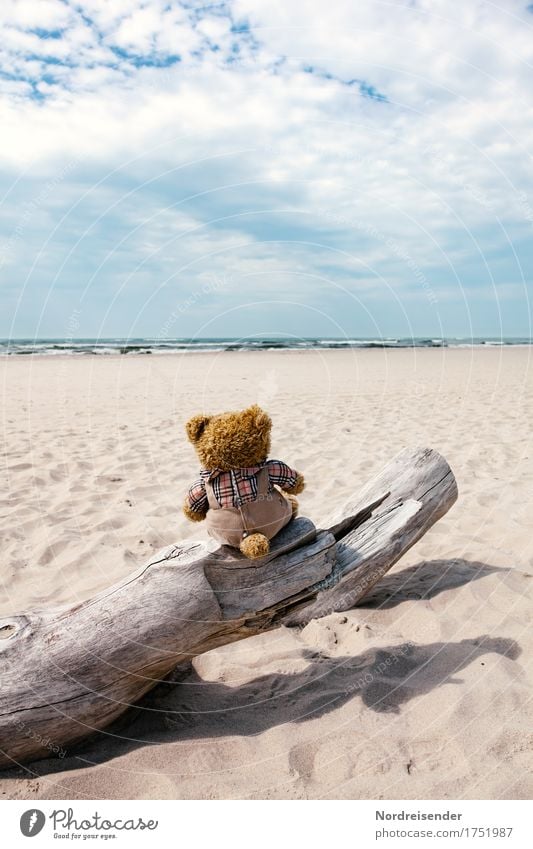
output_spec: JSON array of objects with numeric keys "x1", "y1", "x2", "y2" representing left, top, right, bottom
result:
[
  {"x1": 240, "y1": 533, "x2": 270, "y2": 559},
  {"x1": 285, "y1": 493, "x2": 299, "y2": 518},
  {"x1": 285, "y1": 472, "x2": 305, "y2": 496},
  {"x1": 183, "y1": 501, "x2": 207, "y2": 523}
]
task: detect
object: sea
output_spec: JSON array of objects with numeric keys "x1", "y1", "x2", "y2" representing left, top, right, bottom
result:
[{"x1": 1, "y1": 337, "x2": 532, "y2": 356}]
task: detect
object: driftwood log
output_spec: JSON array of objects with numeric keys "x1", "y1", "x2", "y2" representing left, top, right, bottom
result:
[{"x1": 0, "y1": 447, "x2": 457, "y2": 767}]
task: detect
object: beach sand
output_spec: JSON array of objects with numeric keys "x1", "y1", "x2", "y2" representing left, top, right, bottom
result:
[{"x1": 1, "y1": 347, "x2": 532, "y2": 799}]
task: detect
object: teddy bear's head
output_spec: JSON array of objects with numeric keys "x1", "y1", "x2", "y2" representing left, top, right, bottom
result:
[{"x1": 185, "y1": 404, "x2": 272, "y2": 471}]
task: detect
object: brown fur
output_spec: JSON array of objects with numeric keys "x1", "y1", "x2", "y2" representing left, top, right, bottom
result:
[
  {"x1": 285, "y1": 492, "x2": 299, "y2": 517},
  {"x1": 183, "y1": 499, "x2": 207, "y2": 522},
  {"x1": 240, "y1": 533, "x2": 270, "y2": 559},
  {"x1": 185, "y1": 404, "x2": 272, "y2": 471},
  {"x1": 285, "y1": 472, "x2": 305, "y2": 496}
]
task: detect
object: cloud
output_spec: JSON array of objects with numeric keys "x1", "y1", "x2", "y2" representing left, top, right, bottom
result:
[{"x1": 0, "y1": 0, "x2": 532, "y2": 337}]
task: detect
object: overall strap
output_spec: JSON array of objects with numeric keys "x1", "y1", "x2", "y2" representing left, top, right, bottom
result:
[
  {"x1": 239, "y1": 467, "x2": 269, "y2": 537},
  {"x1": 256, "y1": 465, "x2": 271, "y2": 497},
  {"x1": 204, "y1": 476, "x2": 221, "y2": 510}
]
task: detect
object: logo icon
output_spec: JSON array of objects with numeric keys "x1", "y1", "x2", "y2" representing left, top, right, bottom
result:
[{"x1": 20, "y1": 809, "x2": 46, "y2": 837}]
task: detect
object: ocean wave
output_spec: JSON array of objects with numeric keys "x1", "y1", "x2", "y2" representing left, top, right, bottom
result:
[{"x1": 0, "y1": 337, "x2": 531, "y2": 356}]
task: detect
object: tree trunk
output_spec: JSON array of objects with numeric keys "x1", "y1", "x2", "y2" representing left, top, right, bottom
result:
[{"x1": 0, "y1": 447, "x2": 457, "y2": 767}]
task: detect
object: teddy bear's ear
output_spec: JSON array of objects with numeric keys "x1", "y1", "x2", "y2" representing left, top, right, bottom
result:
[
  {"x1": 185, "y1": 414, "x2": 211, "y2": 443},
  {"x1": 248, "y1": 404, "x2": 272, "y2": 434}
]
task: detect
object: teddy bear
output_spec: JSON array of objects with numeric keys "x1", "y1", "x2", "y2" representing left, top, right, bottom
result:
[{"x1": 183, "y1": 404, "x2": 305, "y2": 559}]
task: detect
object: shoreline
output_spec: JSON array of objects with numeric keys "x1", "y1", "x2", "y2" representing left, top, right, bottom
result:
[{"x1": 2, "y1": 343, "x2": 533, "y2": 361}]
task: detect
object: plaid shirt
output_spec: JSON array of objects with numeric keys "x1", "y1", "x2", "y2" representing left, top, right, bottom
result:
[{"x1": 187, "y1": 459, "x2": 299, "y2": 513}]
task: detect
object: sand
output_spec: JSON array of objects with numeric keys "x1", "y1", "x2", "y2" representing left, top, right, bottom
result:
[{"x1": 1, "y1": 347, "x2": 532, "y2": 799}]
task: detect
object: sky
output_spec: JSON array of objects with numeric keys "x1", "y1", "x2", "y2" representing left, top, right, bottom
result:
[{"x1": 0, "y1": 0, "x2": 532, "y2": 340}]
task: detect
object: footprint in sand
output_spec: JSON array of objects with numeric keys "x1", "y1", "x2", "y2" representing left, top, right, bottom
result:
[
  {"x1": 37, "y1": 539, "x2": 69, "y2": 566},
  {"x1": 288, "y1": 742, "x2": 318, "y2": 783}
]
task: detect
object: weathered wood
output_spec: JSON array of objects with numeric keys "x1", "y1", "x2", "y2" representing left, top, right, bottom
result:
[
  {"x1": 0, "y1": 447, "x2": 457, "y2": 767},
  {"x1": 286, "y1": 446, "x2": 459, "y2": 624}
]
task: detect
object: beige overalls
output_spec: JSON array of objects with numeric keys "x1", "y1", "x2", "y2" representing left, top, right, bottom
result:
[{"x1": 205, "y1": 466, "x2": 293, "y2": 548}]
